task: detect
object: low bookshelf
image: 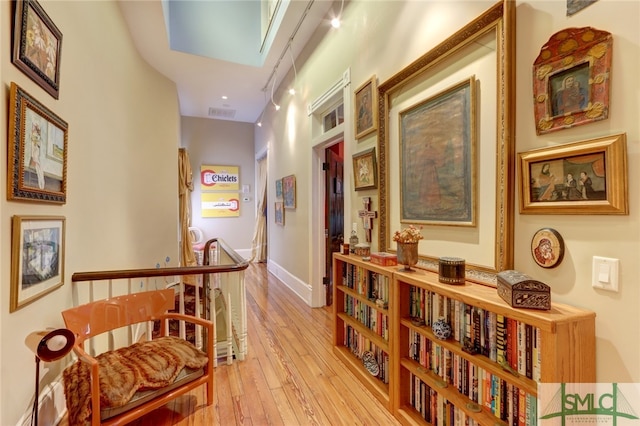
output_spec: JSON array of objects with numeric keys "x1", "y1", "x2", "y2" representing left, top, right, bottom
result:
[
  {"x1": 332, "y1": 253, "x2": 396, "y2": 409},
  {"x1": 331, "y1": 253, "x2": 596, "y2": 425},
  {"x1": 391, "y1": 268, "x2": 596, "y2": 425}
]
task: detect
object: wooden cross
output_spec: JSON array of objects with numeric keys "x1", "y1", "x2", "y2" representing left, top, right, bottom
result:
[{"x1": 358, "y1": 197, "x2": 377, "y2": 243}]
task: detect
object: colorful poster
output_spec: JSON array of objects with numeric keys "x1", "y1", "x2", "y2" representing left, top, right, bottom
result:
[
  {"x1": 201, "y1": 165, "x2": 239, "y2": 191},
  {"x1": 201, "y1": 193, "x2": 240, "y2": 217}
]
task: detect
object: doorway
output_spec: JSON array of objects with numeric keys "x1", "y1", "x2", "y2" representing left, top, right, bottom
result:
[{"x1": 325, "y1": 142, "x2": 344, "y2": 306}]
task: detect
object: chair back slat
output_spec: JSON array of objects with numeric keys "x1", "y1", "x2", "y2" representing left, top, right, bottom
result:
[{"x1": 62, "y1": 289, "x2": 174, "y2": 344}]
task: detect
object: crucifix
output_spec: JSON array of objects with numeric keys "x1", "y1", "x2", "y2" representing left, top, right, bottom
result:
[{"x1": 358, "y1": 197, "x2": 377, "y2": 243}]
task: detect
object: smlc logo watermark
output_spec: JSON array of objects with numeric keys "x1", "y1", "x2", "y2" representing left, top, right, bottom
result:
[{"x1": 539, "y1": 383, "x2": 640, "y2": 425}]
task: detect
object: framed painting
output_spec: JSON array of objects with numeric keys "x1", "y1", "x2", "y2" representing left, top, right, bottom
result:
[
  {"x1": 11, "y1": 215, "x2": 65, "y2": 312},
  {"x1": 282, "y1": 174, "x2": 296, "y2": 209},
  {"x1": 352, "y1": 147, "x2": 377, "y2": 191},
  {"x1": 8, "y1": 82, "x2": 68, "y2": 204},
  {"x1": 519, "y1": 133, "x2": 627, "y2": 215},
  {"x1": 377, "y1": 1, "x2": 515, "y2": 285},
  {"x1": 354, "y1": 76, "x2": 378, "y2": 139},
  {"x1": 533, "y1": 27, "x2": 612, "y2": 135},
  {"x1": 12, "y1": 0, "x2": 63, "y2": 99},
  {"x1": 275, "y1": 179, "x2": 283, "y2": 200},
  {"x1": 275, "y1": 201, "x2": 285, "y2": 226},
  {"x1": 399, "y1": 77, "x2": 476, "y2": 226}
]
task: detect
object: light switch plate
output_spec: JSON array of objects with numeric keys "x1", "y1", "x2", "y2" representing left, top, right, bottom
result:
[{"x1": 592, "y1": 256, "x2": 619, "y2": 292}]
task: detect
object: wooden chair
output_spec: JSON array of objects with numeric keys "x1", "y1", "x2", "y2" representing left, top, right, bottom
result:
[{"x1": 61, "y1": 288, "x2": 214, "y2": 425}]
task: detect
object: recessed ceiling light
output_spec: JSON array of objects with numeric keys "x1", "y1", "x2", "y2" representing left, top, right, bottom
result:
[{"x1": 221, "y1": 95, "x2": 228, "y2": 100}]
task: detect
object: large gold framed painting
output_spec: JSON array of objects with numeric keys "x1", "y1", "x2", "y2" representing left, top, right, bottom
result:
[
  {"x1": 377, "y1": 0, "x2": 515, "y2": 285},
  {"x1": 400, "y1": 77, "x2": 476, "y2": 226}
]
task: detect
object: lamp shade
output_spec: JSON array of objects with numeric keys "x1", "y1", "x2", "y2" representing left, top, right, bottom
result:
[{"x1": 25, "y1": 329, "x2": 75, "y2": 362}]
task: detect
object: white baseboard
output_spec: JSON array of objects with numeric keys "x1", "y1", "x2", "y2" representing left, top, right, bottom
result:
[
  {"x1": 17, "y1": 375, "x2": 67, "y2": 426},
  {"x1": 267, "y1": 259, "x2": 312, "y2": 305}
]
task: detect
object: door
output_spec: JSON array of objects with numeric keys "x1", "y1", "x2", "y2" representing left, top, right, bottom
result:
[{"x1": 325, "y1": 143, "x2": 344, "y2": 306}]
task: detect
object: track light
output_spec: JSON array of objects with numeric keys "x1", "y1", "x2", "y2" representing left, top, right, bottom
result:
[
  {"x1": 332, "y1": 0, "x2": 344, "y2": 28},
  {"x1": 256, "y1": 90, "x2": 267, "y2": 127},
  {"x1": 270, "y1": 67, "x2": 280, "y2": 111},
  {"x1": 288, "y1": 43, "x2": 298, "y2": 96}
]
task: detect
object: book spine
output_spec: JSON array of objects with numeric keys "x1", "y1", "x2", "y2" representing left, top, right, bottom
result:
[{"x1": 496, "y1": 314, "x2": 507, "y2": 364}]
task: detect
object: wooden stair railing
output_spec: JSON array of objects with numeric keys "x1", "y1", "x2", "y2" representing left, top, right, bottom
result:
[{"x1": 71, "y1": 238, "x2": 248, "y2": 364}]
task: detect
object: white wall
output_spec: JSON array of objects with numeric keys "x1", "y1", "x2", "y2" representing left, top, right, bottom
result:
[
  {"x1": 257, "y1": 0, "x2": 640, "y2": 383},
  {"x1": 0, "y1": 2, "x2": 180, "y2": 424},
  {"x1": 181, "y1": 116, "x2": 256, "y2": 258}
]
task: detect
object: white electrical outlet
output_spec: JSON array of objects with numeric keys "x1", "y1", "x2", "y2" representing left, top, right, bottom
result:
[{"x1": 592, "y1": 256, "x2": 619, "y2": 292}]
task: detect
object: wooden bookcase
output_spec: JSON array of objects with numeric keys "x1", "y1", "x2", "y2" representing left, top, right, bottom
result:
[
  {"x1": 332, "y1": 253, "x2": 396, "y2": 409},
  {"x1": 332, "y1": 253, "x2": 596, "y2": 425}
]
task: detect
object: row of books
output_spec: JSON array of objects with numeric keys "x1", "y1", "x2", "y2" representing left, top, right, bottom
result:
[
  {"x1": 408, "y1": 287, "x2": 542, "y2": 381},
  {"x1": 344, "y1": 294, "x2": 389, "y2": 340},
  {"x1": 409, "y1": 374, "x2": 481, "y2": 426},
  {"x1": 410, "y1": 372, "x2": 538, "y2": 426},
  {"x1": 343, "y1": 324, "x2": 390, "y2": 384},
  {"x1": 342, "y1": 263, "x2": 390, "y2": 304},
  {"x1": 409, "y1": 330, "x2": 538, "y2": 424}
]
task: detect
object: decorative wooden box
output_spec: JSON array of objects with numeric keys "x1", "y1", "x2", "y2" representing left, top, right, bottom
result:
[
  {"x1": 497, "y1": 270, "x2": 551, "y2": 310},
  {"x1": 370, "y1": 252, "x2": 397, "y2": 266}
]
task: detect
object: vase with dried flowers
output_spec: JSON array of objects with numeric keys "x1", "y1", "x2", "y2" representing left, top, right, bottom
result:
[{"x1": 393, "y1": 225, "x2": 423, "y2": 271}]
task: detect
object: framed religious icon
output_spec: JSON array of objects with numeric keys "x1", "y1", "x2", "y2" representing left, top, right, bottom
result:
[
  {"x1": 377, "y1": 1, "x2": 514, "y2": 285},
  {"x1": 399, "y1": 77, "x2": 476, "y2": 226},
  {"x1": 531, "y1": 228, "x2": 564, "y2": 268},
  {"x1": 533, "y1": 27, "x2": 612, "y2": 135},
  {"x1": 352, "y1": 147, "x2": 377, "y2": 191},
  {"x1": 519, "y1": 133, "x2": 627, "y2": 215},
  {"x1": 354, "y1": 76, "x2": 378, "y2": 139}
]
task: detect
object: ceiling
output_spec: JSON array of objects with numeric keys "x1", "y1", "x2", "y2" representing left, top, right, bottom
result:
[{"x1": 118, "y1": 0, "x2": 336, "y2": 124}]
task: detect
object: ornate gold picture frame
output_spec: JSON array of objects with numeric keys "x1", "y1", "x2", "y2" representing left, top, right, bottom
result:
[
  {"x1": 8, "y1": 82, "x2": 68, "y2": 204},
  {"x1": 352, "y1": 148, "x2": 377, "y2": 191},
  {"x1": 519, "y1": 133, "x2": 627, "y2": 215},
  {"x1": 354, "y1": 76, "x2": 378, "y2": 139},
  {"x1": 377, "y1": 0, "x2": 514, "y2": 285},
  {"x1": 12, "y1": 0, "x2": 63, "y2": 99}
]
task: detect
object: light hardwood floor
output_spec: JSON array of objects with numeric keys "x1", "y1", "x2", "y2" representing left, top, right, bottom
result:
[{"x1": 65, "y1": 263, "x2": 400, "y2": 425}]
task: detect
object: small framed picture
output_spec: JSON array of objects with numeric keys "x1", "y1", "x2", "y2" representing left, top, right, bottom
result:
[
  {"x1": 275, "y1": 201, "x2": 285, "y2": 226},
  {"x1": 353, "y1": 147, "x2": 377, "y2": 191},
  {"x1": 275, "y1": 179, "x2": 283, "y2": 200},
  {"x1": 12, "y1": 0, "x2": 63, "y2": 99},
  {"x1": 531, "y1": 228, "x2": 564, "y2": 268},
  {"x1": 282, "y1": 175, "x2": 296, "y2": 209},
  {"x1": 518, "y1": 133, "x2": 627, "y2": 215},
  {"x1": 354, "y1": 76, "x2": 378, "y2": 139},
  {"x1": 8, "y1": 82, "x2": 68, "y2": 204},
  {"x1": 11, "y1": 215, "x2": 66, "y2": 312}
]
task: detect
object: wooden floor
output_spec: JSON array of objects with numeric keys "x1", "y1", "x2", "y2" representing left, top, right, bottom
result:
[{"x1": 66, "y1": 263, "x2": 400, "y2": 425}]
